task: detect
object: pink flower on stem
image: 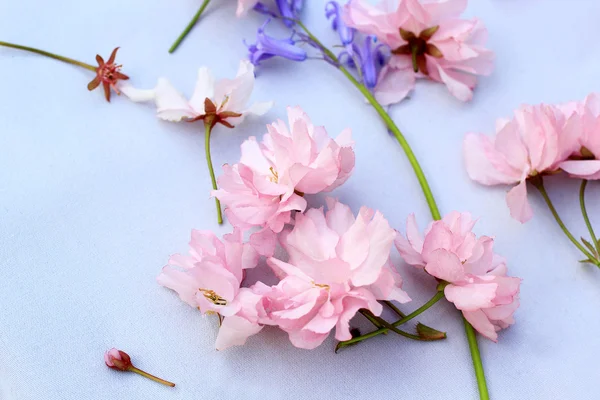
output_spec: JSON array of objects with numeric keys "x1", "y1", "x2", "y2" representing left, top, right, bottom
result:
[
  {"x1": 344, "y1": 0, "x2": 494, "y2": 104},
  {"x1": 463, "y1": 104, "x2": 566, "y2": 223},
  {"x1": 104, "y1": 348, "x2": 175, "y2": 387},
  {"x1": 558, "y1": 93, "x2": 600, "y2": 180},
  {"x1": 157, "y1": 228, "x2": 259, "y2": 317},
  {"x1": 213, "y1": 107, "x2": 355, "y2": 233},
  {"x1": 261, "y1": 198, "x2": 410, "y2": 349},
  {"x1": 395, "y1": 212, "x2": 520, "y2": 341}
]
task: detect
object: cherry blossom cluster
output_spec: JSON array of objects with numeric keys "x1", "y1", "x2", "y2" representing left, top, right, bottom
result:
[{"x1": 158, "y1": 106, "x2": 520, "y2": 350}]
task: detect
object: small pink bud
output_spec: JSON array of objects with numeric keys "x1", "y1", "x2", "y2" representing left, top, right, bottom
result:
[
  {"x1": 104, "y1": 348, "x2": 175, "y2": 387},
  {"x1": 104, "y1": 348, "x2": 132, "y2": 371}
]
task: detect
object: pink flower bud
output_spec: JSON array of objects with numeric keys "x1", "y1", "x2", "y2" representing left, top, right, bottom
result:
[{"x1": 104, "y1": 348, "x2": 132, "y2": 371}]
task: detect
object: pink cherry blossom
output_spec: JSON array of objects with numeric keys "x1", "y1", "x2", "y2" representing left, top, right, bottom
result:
[
  {"x1": 463, "y1": 104, "x2": 566, "y2": 223},
  {"x1": 558, "y1": 93, "x2": 600, "y2": 180},
  {"x1": 157, "y1": 228, "x2": 258, "y2": 317},
  {"x1": 123, "y1": 59, "x2": 272, "y2": 126},
  {"x1": 395, "y1": 212, "x2": 520, "y2": 341},
  {"x1": 261, "y1": 199, "x2": 410, "y2": 349},
  {"x1": 213, "y1": 107, "x2": 355, "y2": 233},
  {"x1": 344, "y1": 0, "x2": 494, "y2": 104}
]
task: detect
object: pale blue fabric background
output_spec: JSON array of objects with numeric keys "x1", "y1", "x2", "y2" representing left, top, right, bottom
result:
[{"x1": 1, "y1": 0, "x2": 600, "y2": 399}]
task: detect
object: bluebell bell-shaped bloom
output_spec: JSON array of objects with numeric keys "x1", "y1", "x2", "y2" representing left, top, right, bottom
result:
[
  {"x1": 253, "y1": 0, "x2": 304, "y2": 27},
  {"x1": 339, "y1": 35, "x2": 389, "y2": 89},
  {"x1": 246, "y1": 19, "x2": 308, "y2": 66},
  {"x1": 325, "y1": 1, "x2": 355, "y2": 46}
]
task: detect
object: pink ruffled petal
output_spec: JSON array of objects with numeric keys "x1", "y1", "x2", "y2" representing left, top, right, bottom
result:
[{"x1": 506, "y1": 180, "x2": 533, "y2": 223}]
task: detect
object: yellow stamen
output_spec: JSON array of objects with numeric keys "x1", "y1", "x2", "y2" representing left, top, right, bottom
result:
[
  {"x1": 199, "y1": 288, "x2": 228, "y2": 306},
  {"x1": 269, "y1": 167, "x2": 279, "y2": 183}
]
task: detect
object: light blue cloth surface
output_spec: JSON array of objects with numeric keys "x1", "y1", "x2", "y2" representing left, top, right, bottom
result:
[{"x1": 1, "y1": 1, "x2": 600, "y2": 399}]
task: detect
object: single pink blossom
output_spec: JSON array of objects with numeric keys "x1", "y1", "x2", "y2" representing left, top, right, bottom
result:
[
  {"x1": 558, "y1": 93, "x2": 600, "y2": 180},
  {"x1": 463, "y1": 104, "x2": 566, "y2": 223},
  {"x1": 123, "y1": 59, "x2": 272, "y2": 127},
  {"x1": 260, "y1": 198, "x2": 410, "y2": 349},
  {"x1": 157, "y1": 228, "x2": 259, "y2": 317},
  {"x1": 213, "y1": 107, "x2": 355, "y2": 233},
  {"x1": 344, "y1": 0, "x2": 494, "y2": 104},
  {"x1": 395, "y1": 212, "x2": 521, "y2": 341}
]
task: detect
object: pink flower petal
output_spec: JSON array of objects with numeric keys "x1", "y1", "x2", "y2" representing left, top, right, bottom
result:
[{"x1": 506, "y1": 180, "x2": 533, "y2": 223}]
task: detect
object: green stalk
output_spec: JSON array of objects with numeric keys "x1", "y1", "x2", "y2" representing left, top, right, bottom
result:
[
  {"x1": 169, "y1": 0, "x2": 211, "y2": 54},
  {"x1": 532, "y1": 177, "x2": 598, "y2": 264},
  {"x1": 294, "y1": 20, "x2": 486, "y2": 398},
  {"x1": 0, "y1": 41, "x2": 96, "y2": 71},
  {"x1": 579, "y1": 180, "x2": 600, "y2": 256},
  {"x1": 295, "y1": 20, "x2": 441, "y2": 221},
  {"x1": 205, "y1": 123, "x2": 223, "y2": 224},
  {"x1": 464, "y1": 320, "x2": 489, "y2": 400},
  {"x1": 128, "y1": 366, "x2": 175, "y2": 387}
]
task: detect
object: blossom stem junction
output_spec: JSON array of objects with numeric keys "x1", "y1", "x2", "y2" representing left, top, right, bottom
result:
[
  {"x1": 169, "y1": 0, "x2": 212, "y2": 54},
  {"x1": 0, "y1": 41, "x2": 96, "y2": 71}
]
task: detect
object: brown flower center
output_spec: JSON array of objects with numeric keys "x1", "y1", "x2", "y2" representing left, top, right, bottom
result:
[{"x1": 392, "y1": 26, "x2": 443, "y2": 76}]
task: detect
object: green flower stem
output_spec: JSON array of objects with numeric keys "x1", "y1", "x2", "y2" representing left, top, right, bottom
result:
[
  {"x1": 294, "y1": 20, "x2": 486, "y2": 398},
  {"x1": 128, "y1": 366, "x2": 175, "y2": 387},
  {"x1": 0, "y1": 41, "x2": 96, "y2": 71},
  {"x1": 169, "y1": 0, "x2": 211, "y2": 54},
  {"x1": 580, "y1": 180, "x2": 600, "y2": 255},
  {"x1": 532, "y1": 177, "x2": 598, "y2": 264},
  {"x1": 383, "y1": 300, "x2": 406, "y2": 317},
  {"x1": 205, "y1": 123, "x2": 223, "y2": 224},
  {"x1": 295, "y1": 20, "x2": 441, "y2": 221},
  {"x1": 464, "y1": 319, "x2": 489, "y2": 400},
  {"x1": 339, "y1": 291, "x2": 445, "y2": 350},
  {"x1": 359, "y1": 309, "x2": 386, "y2": 330}
]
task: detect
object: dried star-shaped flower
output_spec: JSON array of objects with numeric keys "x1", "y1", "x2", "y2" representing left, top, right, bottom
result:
[
  {"x1": 392, "y1": 26, "x2": 442, "y2": 75},
  {"x1": 87, "y1": 47, "x2": 129, "y2": 102},
  {"x1": 191, "y1": 98, "x2": 243, "y2": 129}
]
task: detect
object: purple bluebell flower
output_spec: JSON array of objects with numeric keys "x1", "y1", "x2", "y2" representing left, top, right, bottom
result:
[
  {"x1": 326, "y1": 1, "x2": 355, "y2": 46},
  {"x1": 339, "y1": 35, "x2": 389, "y2": 89},
  {"x1": 246, "y1": 19, "x2": 308, "y2": 66},
  {"x1": 254, "y1": 0, "x2": 304, "y2": 27}
]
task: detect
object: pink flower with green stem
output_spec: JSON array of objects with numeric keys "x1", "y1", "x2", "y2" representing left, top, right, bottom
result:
[
  {"x1": 464, "y1": 97, "x2": 600, "y2": 267},
  {"x1": 124, "y1": 60, "x2": 273, "y2": 224}
]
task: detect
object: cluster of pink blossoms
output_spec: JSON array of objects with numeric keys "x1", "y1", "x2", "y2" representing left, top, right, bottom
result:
[
  {"x1": 344, "y1": 0, "x2": 494, "y2": 104},
  {"x1": 395, "y1": 212, "x2": 520, "y2": 341},
  {"x1": 464, "y1": 93, "x2": 600, "y2": 223},
  {"x1": 158, "y1": 106, "x2": 521, "y2": 350}
]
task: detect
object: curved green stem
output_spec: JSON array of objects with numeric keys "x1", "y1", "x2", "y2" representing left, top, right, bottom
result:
[
  {"x1": 128, "y1": 366, "x2": 175, "y2": 387},
  {"x1": 580, "y1": 180, "x2": 600, "y2": 255},
  {"x1": 205, "y1": 123, "x2": 223, "y2": 224},
  {"x1": 295, "y1": 21, "x2": 441, "y2": 221},
  {"x1": 338, "y1": 291, "x2": 445, "y2": 349},
  {"x1": 532, "y1": 177, "x2": 597, "y2": 263},
  {"x1": 169, "y1": 0, "x2": 211, "y2": 54},
  {"x1": 0, "y1": 41, "x2": 96, "y2": 71},
  {"x1": 464, "y1": 319, "x2": 489, "y2": 400}
]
